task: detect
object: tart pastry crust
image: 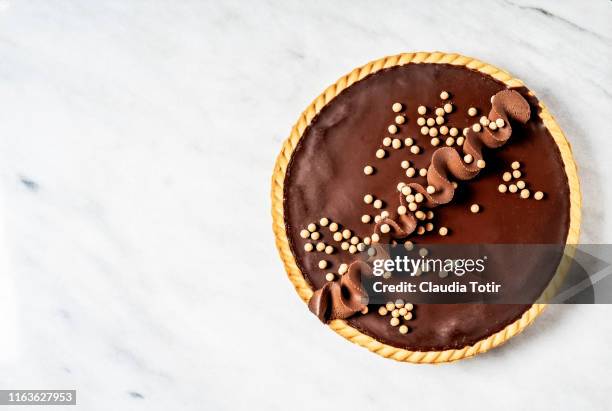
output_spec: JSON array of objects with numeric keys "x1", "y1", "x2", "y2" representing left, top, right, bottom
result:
[{"x1": 271, "y1": 52, "x2": 581, "y2": 363}]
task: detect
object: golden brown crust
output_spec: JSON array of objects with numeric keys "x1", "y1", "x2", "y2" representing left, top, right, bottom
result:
[{"x1": 270, "y1": 52, "x2": 581, "y2": 363}]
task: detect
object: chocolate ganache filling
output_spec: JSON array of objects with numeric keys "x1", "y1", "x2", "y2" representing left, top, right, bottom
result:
[{"x1": 283, "y1": 63, "x2": 570, "y2": 351}]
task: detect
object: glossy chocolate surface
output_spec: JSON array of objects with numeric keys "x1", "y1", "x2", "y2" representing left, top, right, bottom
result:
[{"x1": 283, "y1": 63, "x2": 570, "y2": 351}]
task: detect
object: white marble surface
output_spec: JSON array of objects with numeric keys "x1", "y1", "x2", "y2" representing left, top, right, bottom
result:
[{"x1": 0, "y1": 0, "x2": 611, "y2": 409}]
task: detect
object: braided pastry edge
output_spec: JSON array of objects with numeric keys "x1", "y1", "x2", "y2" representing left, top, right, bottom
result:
[{"x1": 270, "y1": 52, "x2": 582, "y2": 364}]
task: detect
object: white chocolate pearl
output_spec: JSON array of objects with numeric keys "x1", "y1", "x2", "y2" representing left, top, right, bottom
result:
[
  {"x1": 427, "y1": 117, "x2": 436, "y2": 127},
  {"x1": 401, "y1": 186, "x2": 412, "y2": 195},
  {"x1": 417, "y1": 117, "x2": 426, "y2": 126},
  {"x1": 403, "y1": 313, "x2": 413, "y2": 321},
  {"x1": 440, "y1": 126, "x2": 449, "y2": 135},
  {"x1": 431, "y1": 137, "x2": 440, "y2": 146},
  {"x1": 383, "y1": 137, "x2": 392, "y2": 146},
  {"x1": 390, "y1": 317, "x2": 400, "y2": 327},
  {"x1": 480, "y1": 116, "x2": 490, "y2": 126},
  {"x1": 511, "y1": 161, "x2": 521, "y2": 170},
  {"x1": 417, "y1": 105, "x2": 427, "y2": 115},
  {"x1": 300, "y1": 229, "x2": 310, "y2": 238},
  {"x1": 364, "y1": 194, "x2": 373, "y2": 204},
  {"x1": 517, "y1": 180, "x2": 526, "y2": 189},
  {"x1": 319, "y1": 217, "x2": 329, "y2": 226},
  {"x1": 329, "y1": 222, "x2": 339, "y2": 232},
  {"x1": 338, "y1": 263, "x2": 348, "y2": 275},
  {"x1": 333, "y1": 232, "x2": 343, "y2": 241},
  {"x1": 489, "y1": 122, "x2": 498, "y2": 131},
  {"x1": 408, "y1": 202, "x2": 418, "y2": 212},
  {"x1": 307, "y1": 223, "x2": 317, "y2": 232},
  {"x1": 498, "y1": 184, "x2": 508, "y2": 193},
  {"x1": 401, "y1": 160, "x2": 410, "y2": 169},
  {"x1": 388, "y1": 124, "x2": 398, "y2": 134},
  {"x1": 341, "y1": 242, "x2": 349, "y2": 250},
  {"x1": 395, "y1": 299, "x2": 405, "y2": 308},
  {"x1": 534, "y1": 191, "x2": 544, "y2": 200},
  {"x1": 373, "y1": 199, "x2": 383, "y2": 209},
  {"x1": 436, "y1": 116, "x2": 445, "y2": 125},
  {"x1": 509, "y1": 184, "x2": 518, "y2": 193},
  {"x1": 429, "y1": 127, "x2": 438, "y2": 137},
  {"x1": 426, "y1": 185, "x2": 436, "y2": 194},
  {"x1": 449, "y1": 127, "x2": 458, "y2": 137},
  {"x1": 325, "y1": 273, "x2": 335, "y2": 281},
  {"x1": 374, "y1": 216, "x2": 381, "y2": 223},
  {"x1": 404, "y1": 241, "x2": 414, "y2": 251},
  {"x1": 304, "y1": 243, "x2": 313, "y2": 252},
  {"x1": 405, "y1": 303, "x2": 414, "y2": 311},
  {"x1": 349, "y1": 245, "x2": 357, "y2": 254},
  {"x1": 502, "y1": 172, "x2": 512, "y2": 182},
  {"x1": 463, "y1": 127, "x2": 469, "y2": 136},
  {"x1": 395, "y1": 115, "x2": 405, "y2": 125},
  {"x1": 415, "y1": 210, "x2": 426, "y2": 220},
  {"x1": 406, "y1": 167, "x2": 416, "y2": 177},
  {"x1": 456, "y1": 136, "x2": 464, "y2": 146},
  {"x1": 426, "y1": 222, "x2": 434, "y2": 231},
  {"x1": 381, "y1": 210, "x2": 389, "y2": 218},
  {"x1": 361, "y1": 214, "x2": 371, "y2": 224},
  {"x1": 357, "y1": 243, "x2": 366, "y2": 252},
  {"x1": 464, "y1": 154, "x2": 473, "y2": 164},
  {"x1": 371, "y1": 233, "x2": 380, "y2": 243},
  {"x1": 397, "y1": 182, "x2": 406, "y2": 191},
  {"x1": 392, "y1": 102, "x2": 403, "y2": 112},
  {"x1": 439, "y1": 227, "x2": 449, "y2": 236},
  {"x1": 440, "y1": 91, "x2": 449, "y2": 100},
  {"x1": 406, "y1": 194, "x2": 415, "y2": 203},
  {"x1": 419, "y1": 247, "x2": 428, "y2": 257},
  {"x1": 310, "y1": 231, "x2": 320, "y2": 240},
  {"x1": 376, "y1": 149, "x2": 386, "y2": 159},
  {"x1": 415, "y1": 193, "x2": 424, "y2": 202},
  {"x1": 397, "y1": 205, "x2": 407, "y2": 215},
  {"x1": 520, "y1": 189, "x2": 530, "y2": 199},
  {"x1": 427, "y1": 210, "x2": 434, "y2": 219},
  {"x1": 496, "y1": 118, "x2": 505, "y2": 128},
  {"x1": 378, "y1": 306, "x2": 388, "y2": 316},
  {"x1": 446, "y1": 137, "x2": 455, "y2": 146},
  {"x1": 468, "y1": 107, "x2": 477, "y2": 117},
  {"x1": 452, "y1": 182, "x2": 458, "y2": 189},
  {"x1": 410, "y1": 145, "x2": 420, "y2": 154},
  {"x1": 350, "y1": 236, "x2": 359, "y2": 245},
  {"x1": 342, "y1": 229, "x2": 351, "y2": 239},
  {"x1": 513, "y1": 170, "x2": 522, "y2": 179},
  {"x1": 318, "y1": 260, "x2": 328, "y2": 269},
  {"x1": 364, "y1": 165, "x2": 374, "y2": 175},
  {"x1": 472, "y1": 123, "x2": 482, "y2": 132},
  {"x1": 316, "y1": 242, "x2": 325, "y2": 251},
  {"x1": 420, "y1": 126, "x2": 429, "y2": 135},
  {"x1": 470, "y1": 204, "x2": 480, "y2": 213},
  {"x1": 392, "y1": 138, "x2": 402, "y2": 149},
  {"x1": 381, "y1": 224, "x2": 390, "y2": 234},
  {"x1": 443, "y1": 103, "x2": 453, "y2": 113},
  {"x1": 418, "y1": 168, "x2": 427, "y2": 177},
  {"x1": 477, "y1": 159, "x2": 486, "y2": 169},
  {"x1": 435, "y1": 108, "x2": 444, "y2": 117},
  {"x1": 404, "y1": 137, "x2": 414, "y2": 146},
  {"x1": 391, "y1": 309, "x2": 400, "y2": 318}
]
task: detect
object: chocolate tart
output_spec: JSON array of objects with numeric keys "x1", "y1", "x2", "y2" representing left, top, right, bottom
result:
[{"x1": 271, "y1": 52, "x2": 581, "y2": 363}]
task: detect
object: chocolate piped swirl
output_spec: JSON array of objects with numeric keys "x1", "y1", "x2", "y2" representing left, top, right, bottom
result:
[
  {"x1": 308, "y1": 261, "x2": 369, "y2": 322},
  {"x1": 374, "y1": 89, "x2": 531, "y2": 241}
]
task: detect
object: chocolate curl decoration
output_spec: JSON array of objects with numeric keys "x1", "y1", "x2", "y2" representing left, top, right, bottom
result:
[
  {"x1": 308, "y1": 261, "x2": 370, "y2": 322},
  {"x1": 374, "y1": 89, "x2": 531, "y2": 241},
  {"x1": 308, "y1": 90, "x2": 531, "y2": 322}
]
